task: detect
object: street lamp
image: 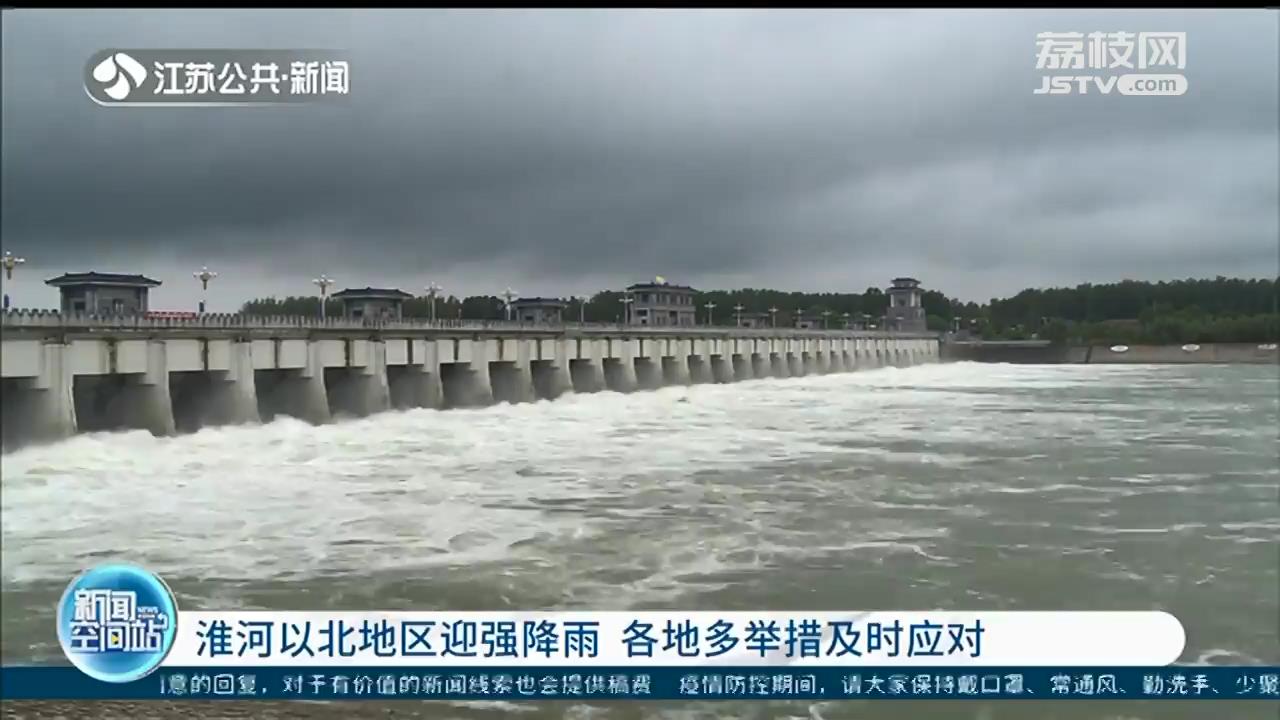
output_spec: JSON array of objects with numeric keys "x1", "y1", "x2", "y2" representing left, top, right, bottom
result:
[
  {"x1": 425, "y1": 282, "x2": 443, "y2": 323},
  {"x1": 821, "y1": 309, "x2": 832, "y2": 329},
  {"x1": 768, "y1": 306, "x2": 778, "y2": 328},
  {"x1": 501, "y1": 287, "x2": 518, "y2": 321},
  {"x1": 703, "y1": 301, "x2": 717, "y2": 326},
  {"x1": 2, "y1": 251, "x2": 25, "y2": 281},
  {"x1": 193, "y1": 266, "x2": 217, "y2": 314},
  {"x1": 2, "y1": 251, "x2": 26, "y2": 310},
  {"x1": 313, "y1": 274, "x2": 335, "y2": 318},
  {"x1": 619, "y1": 293, "x2": 634, "y2": 324},
  {"x1": 733, "y1": 303, "x2": 745, "y2": 327}
]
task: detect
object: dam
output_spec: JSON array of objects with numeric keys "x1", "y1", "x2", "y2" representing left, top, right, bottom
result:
[{"x1": 0, "y1": 310, "x2": 940, "y2": 450}]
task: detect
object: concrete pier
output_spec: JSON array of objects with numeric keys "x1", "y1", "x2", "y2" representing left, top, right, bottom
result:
[
  {"x1": 387, "y1": 364, "x2": 443, "y2": 410},
  {"x1": 170, "y1": 366, "x2": 259, "y2": 432},
  {"x1": 383, "y1": 337, "x2": 441, "y2": 410},
  {"x1": 710, "y1": 355, "x2": 735, "y2": 383},
  {"x1": 0, "y1": 311, "x2": 941, "y2": 450},
  {"x1": 324, "y1": 340, "x2": 392, "y2": 418},
  {"x1": 787, "y1": 352, "x2": 805, "y2": 377},
  {"x1": 602, "y1": 357, "x2": 638, "y2": 393},
  {"x1": 865, "y1": 344, "x2": 881, "y2": 368},
  {"x1": 804, "y1": 351, "x2": 825, "y2": 375},
  {"x1": 662, "y1": 356, "x2": 691, "y2": 386},
  {"x1": 530, "y1": 359, "x2": 573, "y2": 400},
  {"x1": 70, "y1": 340, "x2": 176, "y2": 436},
  {"x1": 489, "y1": 362, "x2": 536, "y2": 404},
  {"x1": 254, "y1": 341, "x2": 331, "y2": 424},
  {"x1": 769, "y1": 352, "x2": 788, "y2": 378},
  {"x1": 440, "y1": 362, "x2": 494, "y2": 408},
  {"x1": 687, "y1": 354, "x2": 714, "y2": 384},
  {"x1": 0, "y1": 342, "x2": 77, "y2": 448},
  {"x1": 634, "y1": 357, "x2": 664, "y2": 391},
  {"x1": 256, "y1": 370, "x2": 329, "y2": 424},
  {"x1": 569, "y1": 358, "x2": 607, "y2": 393}
]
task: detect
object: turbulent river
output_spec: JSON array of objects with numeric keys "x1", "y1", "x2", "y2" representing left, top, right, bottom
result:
[{"x1": 2, "y1": 362, "x2": 1277, "y2": 720}]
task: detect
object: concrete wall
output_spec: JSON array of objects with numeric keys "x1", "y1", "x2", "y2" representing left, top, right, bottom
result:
[
  {"x1": 1085, "y1": 343, "x2": 1279, "y2": 364},
  {"x1": 943, "y1": 341, "x2": 1278, "y2": 365},
  {"x1": 942, "y1": 342, "x2": 1087, "y2": 364}
]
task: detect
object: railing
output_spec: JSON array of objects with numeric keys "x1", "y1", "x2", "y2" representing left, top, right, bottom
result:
[{"x1": 0, "y1": 309, "x2": 940, "y2": 340}]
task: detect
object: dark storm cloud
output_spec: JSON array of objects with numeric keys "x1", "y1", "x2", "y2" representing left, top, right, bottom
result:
[{"x1": 1, "y1": 9, "x2": 1276, "y2": 309}]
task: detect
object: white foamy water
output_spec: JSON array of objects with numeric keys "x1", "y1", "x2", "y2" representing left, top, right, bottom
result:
[{"x1": 3, "y1": 362, "x2": 1278, "y2": 719}]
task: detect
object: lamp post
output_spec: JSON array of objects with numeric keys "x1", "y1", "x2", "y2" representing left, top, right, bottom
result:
[
  {"x1": 619, "y1": 294, "x2": 634, "y2": 324},
  {"x1": 768, "y1": 306, "x2": 778, "y2": 328},
  {"x1": 193, "y1": 266, "x2": 217, "y2": 314},
  {"x1": 733, "y1": 303, "x2": 745, "y2": 327},
  {"x1": 313, "y1": 274, "x2": 335, "y2": 318},
  {"x1": 821, "y1": 309, "x2": 832, "y2": 329},
  {"x1": 501, "y1": 287, "x2": 518, "y2": 322},
  {"x1": 425, "y1": 282, "x2": 443, "y2": 323},
  {"x1": 703, "y1": 301, "x2": 717, "y2": 326},
  {"x1": 2, "y1": 251, "x2": 25, "y2": 310}
]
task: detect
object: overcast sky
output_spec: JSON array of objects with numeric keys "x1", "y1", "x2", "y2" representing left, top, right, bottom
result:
[{"x1": 2, "y1": 9, "x2": 1276, "y2": 312}]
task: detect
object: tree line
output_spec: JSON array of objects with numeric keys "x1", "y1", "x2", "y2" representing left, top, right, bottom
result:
[
  {"x1": 240, "y1": 276, "x2": 1279, "y2": 344},
  {"x1": 973, "y1": 277, "x2": 1278, "y2": 344}
]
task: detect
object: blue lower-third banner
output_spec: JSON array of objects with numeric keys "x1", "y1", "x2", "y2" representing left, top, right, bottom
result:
[{"x1": 2, "y1": 666, "x2": 1278, "y2": 701}]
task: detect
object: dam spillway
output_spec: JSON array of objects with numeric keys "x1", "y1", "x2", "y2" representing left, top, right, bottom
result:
[{"x1": 0, "y1": 311, "x2": 941, "y2": 451}]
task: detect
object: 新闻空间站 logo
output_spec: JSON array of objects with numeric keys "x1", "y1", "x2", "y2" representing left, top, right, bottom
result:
[{"x1": 57, "y1": 563, "x2": 179, "y2": 683}]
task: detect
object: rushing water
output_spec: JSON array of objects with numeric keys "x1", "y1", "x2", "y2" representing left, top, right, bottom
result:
[{"x1": 2, "y1": 362, "x2": 1277, "y2": 719}]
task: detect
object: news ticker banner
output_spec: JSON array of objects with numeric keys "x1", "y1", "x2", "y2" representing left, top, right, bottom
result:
[
  {"x1": 3, "y1": 562, "x2": 1275, "y2": 702},
  {"x1": 4, "y1": 666, "x2": 1279, "y2": 701}
]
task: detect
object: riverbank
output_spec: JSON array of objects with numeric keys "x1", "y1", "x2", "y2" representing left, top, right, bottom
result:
[{"x1": 942, "y1": 341, "x2": 1279, "y2": 364}]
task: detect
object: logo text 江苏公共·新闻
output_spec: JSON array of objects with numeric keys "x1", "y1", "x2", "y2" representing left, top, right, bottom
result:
[
  {"x1": 85, "y1": 50, "x2": 350, "y2": 105},
  {"x1": 1033, "y1": 31, "x2": 1187, "y2": 96}
]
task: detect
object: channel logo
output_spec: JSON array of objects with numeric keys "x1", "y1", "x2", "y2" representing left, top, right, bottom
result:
[
  {"x1": 56, "y1": 563, "x2": 178, "y2": 683},
  {"x1": 89, "y1": 52, "x2": 148, "y2": 101}
]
